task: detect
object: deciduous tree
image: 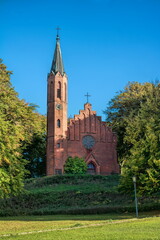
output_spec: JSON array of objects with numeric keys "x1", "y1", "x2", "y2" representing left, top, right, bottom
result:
[
  {"x1": 0, "y1": 59, "x2": 46, "y2": 198},
  {"x1": 104, "y1": 82, "x2": 160, "y2": 194}
]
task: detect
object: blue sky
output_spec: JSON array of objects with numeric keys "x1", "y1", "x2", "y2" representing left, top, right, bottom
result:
[{"x1": 1, "y1": 0, "x2": 160, "y2": 120}]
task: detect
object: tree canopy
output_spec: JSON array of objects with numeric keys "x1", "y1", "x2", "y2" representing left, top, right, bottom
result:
[
  {"x1": 0, "y1": 59, "x2": 46, "y2": 198},
  {"x1": 104, "y1": 82, "x2": 160, "y2": 194}
]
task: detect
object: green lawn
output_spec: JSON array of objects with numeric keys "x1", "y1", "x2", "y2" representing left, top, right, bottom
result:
[{"x1": 0, "y1": 212, "x2": 159, "y2": 240}]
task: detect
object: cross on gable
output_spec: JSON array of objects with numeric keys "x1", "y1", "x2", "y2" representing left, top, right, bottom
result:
[{"x1": 85, "y1": 92, "x2": 91, "y2": 103}]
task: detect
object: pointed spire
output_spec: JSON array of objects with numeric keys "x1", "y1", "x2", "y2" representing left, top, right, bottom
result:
[{"x1": 50, "y1": 29, "x2": 65, "y2": 75}]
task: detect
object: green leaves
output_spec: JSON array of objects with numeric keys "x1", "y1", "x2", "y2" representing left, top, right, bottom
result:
[
  {"x1": 24, "y1": 133, "x2": 46, "y2": 178},
  {"x1": 64, "y1": 156, "x2": 87, "y2": 174},
  {"x1": 105, "y1": 81, "x2": 160, "y2": 195},
  {"x1": 0, "y1": 59, "x2": 46, "y2": 198}
]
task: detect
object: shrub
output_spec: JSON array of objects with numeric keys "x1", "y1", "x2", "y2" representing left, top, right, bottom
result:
[{"x1": 64, "y1": 156, "x2": 87, "y2": 174}]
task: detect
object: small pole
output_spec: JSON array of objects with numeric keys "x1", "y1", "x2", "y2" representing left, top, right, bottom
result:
[
  {"x1": 56, "y1": 27, "x2": 61, "y2": 41},
  {"x1": 132, "y1": 176, "x2": 138, "y2": 218},
  {"x1": 56, "y1": 26, "x2": 61, "y2": 36}
]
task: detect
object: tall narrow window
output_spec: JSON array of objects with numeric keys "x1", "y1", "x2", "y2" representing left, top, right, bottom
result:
[
  {"x1": 57, "y1": 143, "x2": 60, "y2": 148},
  {"x1": 57, "y1": 119, "x2": 61, "y2": 128},
  {"x1": 64, "y1": 83, "x2": 67, "y2": 101},
  {"x1": 57, "y1": 81, "x2": 61, "y2": 99}
]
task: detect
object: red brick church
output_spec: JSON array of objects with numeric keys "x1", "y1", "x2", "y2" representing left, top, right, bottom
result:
[{"x1": 46, "y1": 34, "x2": 119, "y2": 175}]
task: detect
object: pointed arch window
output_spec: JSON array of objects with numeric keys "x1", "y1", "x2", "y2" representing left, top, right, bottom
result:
[
  {"x1": 57, "y1": 119, "x2": 61, "y2": 128},
  {"x1": 87, "y1": 162, "x2": 96, "y2": 174},
  {"x1": 57, "y1": 81, "x2": 61, "y2": 99}
]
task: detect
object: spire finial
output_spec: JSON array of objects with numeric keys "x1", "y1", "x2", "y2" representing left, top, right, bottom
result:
[
  {"x1": 50, "y1": 26, "x2": 64, "y2": 74},
  {"x1": 56, "y1": 26, "x2": 61, "y2": 41},
  {"x1": 85, "y1": 92, "x2": 91, "y2": 103}
]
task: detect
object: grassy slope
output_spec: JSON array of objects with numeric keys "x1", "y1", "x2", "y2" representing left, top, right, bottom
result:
[
  {"x1": 0, "y1": 175, "x2": 159, "y2": 216},
  {"x1": 0, "y1": 213, "x2": 160, "y2": 240}
]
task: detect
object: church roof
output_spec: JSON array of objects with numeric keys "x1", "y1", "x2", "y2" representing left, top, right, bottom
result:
[{"x1": 50, "y1": 35, "x2": 65, "y2": 75}]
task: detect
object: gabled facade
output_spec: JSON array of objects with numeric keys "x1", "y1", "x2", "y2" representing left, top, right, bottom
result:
[{"x1": 46, "y1": 35, "x2": 119, "y2": 175}]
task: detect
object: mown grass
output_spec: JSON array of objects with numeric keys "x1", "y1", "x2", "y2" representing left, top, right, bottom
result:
[
  {"x1": 0, "y1": 175, "x2": 159, "y2": 216},
  {"x1": 0, "y1": 212, "x2": 159, "y2": 240}
]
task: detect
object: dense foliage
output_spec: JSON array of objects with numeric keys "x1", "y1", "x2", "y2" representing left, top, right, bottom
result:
[
  {"x1": 64, "y1": 156, "x2": 87, "y2": 174},
  {"x1": 0, "y1": 59, "x2": 46, "y2": 198},
  {"x1": 24, "y1": 133, "x2": 46, "y2": 178},
  {"x1": 104, "y1": 82, "x2": 160, "y2": 194}
]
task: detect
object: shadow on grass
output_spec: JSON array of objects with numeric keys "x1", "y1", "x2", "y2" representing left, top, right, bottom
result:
[{"x1": 0, "y1": 210, "x2": 159, "y2": 222}]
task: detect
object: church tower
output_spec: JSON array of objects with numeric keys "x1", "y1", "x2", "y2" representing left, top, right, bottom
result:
[{"x1": 46, "y1": 33, "x2": 68, "y2": 175}]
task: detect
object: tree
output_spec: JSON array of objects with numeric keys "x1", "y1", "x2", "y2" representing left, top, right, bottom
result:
[
  {"x1": 64, "y1": 156, "x2": 87, "y2": 174},
  {"x1": 20, "y1": 103, "x2": 46, "y2": 178},
  {"x1": 104, "y1": 82, "x2": 155, "y2": 162},
  {"x1": 24, "y1": 132, "x2": 46, "y2": 178},
  {"x1": 0, "y1": 59, "x2": 26, "y2": 198},
  {"x1": 0, "y1": 59, "x2": 46, "y2": 198},
  {"x1": 104, "y1": 81, "x2": 160, "y2": 194}
]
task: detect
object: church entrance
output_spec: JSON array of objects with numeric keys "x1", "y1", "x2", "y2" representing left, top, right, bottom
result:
[{"x1": 87, "y1": 162, "x2": 96, "y2": 175}]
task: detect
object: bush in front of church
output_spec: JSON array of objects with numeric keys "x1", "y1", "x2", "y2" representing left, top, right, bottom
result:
[{"x1": 64, "y1": 156, "x2": 87, "y2": 174}]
